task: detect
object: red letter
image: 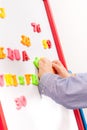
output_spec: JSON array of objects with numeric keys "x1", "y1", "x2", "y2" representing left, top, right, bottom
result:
[
  {"x1": 0, "y1": 75, "x2": 4, "y2": 86},
  {"x1": 22, "y1": 51, "x2": 30, "y2": 61},
  {"x1": 14, "y1": 49, "x2": 21, "y2": 60},
  {"x1": 7, "y1": 48, "x2": 14, "y2": 60}
]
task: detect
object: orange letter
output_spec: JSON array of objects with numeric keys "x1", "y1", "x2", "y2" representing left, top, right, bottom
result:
[
  {"x1": 25, "y1": 74, "x2": 31, "y2": 85},
  {"x1": 12, "y1": 75, "x2": 18, "y2": 86},
  {"x1": 0, "y1": 47, "x2": 6, "y2": 59}
]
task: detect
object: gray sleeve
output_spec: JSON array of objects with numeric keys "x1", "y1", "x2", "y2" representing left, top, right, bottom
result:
[{"x1": 38, "y1": 73, "x2": 87, "y2": 109}]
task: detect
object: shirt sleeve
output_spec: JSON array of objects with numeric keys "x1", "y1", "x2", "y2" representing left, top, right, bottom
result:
[{"x1": 38, "y1": 73, "x2": 87, "y2": 109}]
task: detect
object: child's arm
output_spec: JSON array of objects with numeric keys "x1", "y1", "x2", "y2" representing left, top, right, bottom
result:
[{"x1": 38, "y1": 58, "x2": 87, "y2": 109}]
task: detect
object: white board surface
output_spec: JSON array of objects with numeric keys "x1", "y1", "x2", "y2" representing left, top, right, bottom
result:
[{"x1": 0, "y1": 0, "x2": 78, "y2": 130}]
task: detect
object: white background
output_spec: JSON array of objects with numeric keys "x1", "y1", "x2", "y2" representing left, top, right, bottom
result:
[
  {"x1": 50, "y1": 0, "x2": 87, "y2": 73},
  {"x1": 1, "y1": 0, "x2": 86, "y2": 129}
]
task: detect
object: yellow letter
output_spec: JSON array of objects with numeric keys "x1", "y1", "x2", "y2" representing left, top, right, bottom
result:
[
  {"x1": 0, "y1": 8, "x2": 6, "y2": 18},
  {"x1": 4, "y1": 74, "x2": 13, "y2": 86}
]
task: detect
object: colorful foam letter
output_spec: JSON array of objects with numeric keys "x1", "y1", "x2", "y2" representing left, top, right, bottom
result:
[
  {"x1": 25, "y1": 74, "x2": 31, "y2": 85},
  {"x1": 33, "y1": 57, "x2": 40, "y2": 69},
  {"x1": 0, "y1": 47, "x2": 6, "y2": 59},
  {"x1": 15, "y1": 97, "x2": 22, "y2": 110},
  {"x1": 21, "y1": 35, "x2": 31, "y2": 47},
  {"x1": 32, "y1": 74, "x2": 39, "y2": 86},
  {"x1": 20, "y1": 96, "x2": 27, "y2": 107},
  {"x1": 18, "y1": 76, "x2": 25, "y2": 85},
  {"x1": 31, "y1": 23, "x2": 41, "y2": 33},
  {"x1": 47, "y1": 40, "x2": 52, "y2": 48},
  {"x1": 4, "y1": 74, "x2": 13, "y2": 86},
  {"x1": 14, "y1": 49, "x2": 21, "y2": 60},
  {"x1": 15, "y1": 96, "x2": 27, "y2": 110},
  {"x1": 0, "y1": 8, "x2": 6, "y2": 18},
  {"x1": 22, "y1": 51, "x2": 30, "y2": 61},
  {"x1": 42, "y1": 40, "x2": 52, "y2": 49},
  {"x1": 0, "y1": 75, "x2": 4, "y2": 86},
  {"x1": 7, "y1": 48, "x2": 14, "y2": 60},
  {"x1": 42, "y1": 40, "x2": 48, "y2": 49},
  {"x1": 12, "y1": 75, "x2": 18, "y2": 86}
]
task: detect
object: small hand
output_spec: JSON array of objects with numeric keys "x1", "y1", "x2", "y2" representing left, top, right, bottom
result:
[
  {"x1": 52, "y1": 60, "x2": 71, "y2": 78},
  {"x1": 38, "y1": 58, "x2": 55, "y2": 79}
]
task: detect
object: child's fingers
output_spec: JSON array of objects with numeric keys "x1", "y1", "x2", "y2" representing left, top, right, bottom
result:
[
  {"x1": 52, "y1": 63, "x2": 60, "y2": 73},
  {"x1": 39, "y1": 58, "x2": 47, "y2": 66},
  {"x1": 52, "y1": 60, "x2": 62, "y2": 66},
  {"x1": 52, "y1": 60, "x2": 59, "y2": 64}
]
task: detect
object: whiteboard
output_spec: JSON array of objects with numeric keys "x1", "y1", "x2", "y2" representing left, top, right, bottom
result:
[{"x1": 0, "y1": 0, "x2": 78, "y2": 130}]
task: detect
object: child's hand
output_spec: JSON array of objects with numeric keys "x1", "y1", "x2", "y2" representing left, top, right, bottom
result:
[
  {"x1": 52, "y1": 60, "x2": 71, "y2": 78},
  {"x1": 38, "y1": 58, "x2": 55, "y2": 79}
]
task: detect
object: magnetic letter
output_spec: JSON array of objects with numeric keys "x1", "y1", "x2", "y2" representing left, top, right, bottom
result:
[
  {"x1": 0, "y1": 47, "x2": 6, "y2": 59},
  {"x1": 0, "y1": 8, "x2": 6, "y2": 18},
  {"x1": 12, "y1": 75, "x2": 18, "y2": 86},
  {"x1": 31, "y1": 23, "x2": 41, "y2": 33},
  {"x1": 15, "y1": 97, "x2": 22, "y2": 110},
  {"x1": 33, "y1": 57, "x2": 40, "y2": 68},
  {"x1": 21, "y1": 35, "x2": 31, "y2": 47},
  {"x1": 22, "y1": 51, "x2": 30, "y2": 61},
  {"x1": 7, "y1": 48, "x2": 14, "y2": 60},
  {"x1": 47, "y1": 40, "x2": 52, "y2": 48},
  {"x1": 15, "y1": 96, "x2": 27, "y2": 110},
  {"x1": 32, "y1": 74, "x2": 39, "y2": 86},
  {"x1": 20, "y1": 96, "x2": 27, "y2": 107},
  {"x1": 18, "y1": 76, "x2": 25, "y2": 85},
  {"x1": 0, "y1": 75, "x2": 4, "y2": 86},
  {"x1": 25, "y1": 74, "x2": 31, "y2": 85},
  {"x1": 42, "y1": 40, "x2": 48, "y2": 49},
  {"x1": 14, "y1": 49, "x2": 21, "y2": 60},
  {"x1": 4, "y1": 74, "x2": 13, "y2": 86}
]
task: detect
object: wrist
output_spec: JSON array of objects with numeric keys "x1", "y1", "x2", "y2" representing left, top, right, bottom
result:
[{"x1": 71, "y1": 73, "x2": 76, "y2": 76}]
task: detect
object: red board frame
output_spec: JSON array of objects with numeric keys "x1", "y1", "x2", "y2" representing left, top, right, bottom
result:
[
  {"x1": 0, "y1": 102, "x2": 8, "y2": 130},
  {"x1": 43, "y1": 0, "x2": 84, "y2": 129}
]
